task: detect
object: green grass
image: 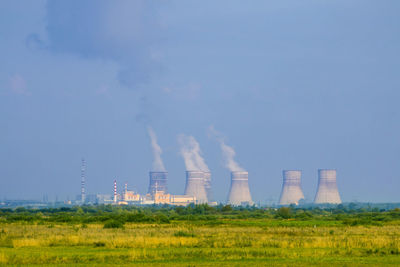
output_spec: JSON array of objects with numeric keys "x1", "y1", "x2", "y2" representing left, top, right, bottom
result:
[
  {"x1": 1, "y1": 247, "x2": 400, "y2": 266},
  {"x1": 0, "y1": 219, "x2": 400, "y2": 265}
]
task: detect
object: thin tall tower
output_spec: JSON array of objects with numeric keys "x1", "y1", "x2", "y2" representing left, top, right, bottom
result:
[
  {"x1": 113, "y1": 180, "x2": 117, "y2": 203},
  {"x1": 81, "y1": 158, "x2": 86, "y2": 203}
]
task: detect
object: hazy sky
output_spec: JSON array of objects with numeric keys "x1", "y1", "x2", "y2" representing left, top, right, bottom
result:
[{"x1": 1, "y1": 0, "x2": 400, "y2": 203}]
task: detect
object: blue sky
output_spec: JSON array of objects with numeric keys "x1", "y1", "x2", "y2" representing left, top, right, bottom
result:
[{"x1": 0, "y1": 0, "x2": 399, "y2": 203}]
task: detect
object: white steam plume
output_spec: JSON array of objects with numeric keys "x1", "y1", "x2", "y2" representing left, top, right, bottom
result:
[
  {"x1": 208, "y1": 125, "x2": 245, "y2": 172},
  {"x1": 178, "y1": 134, "x2": 197, "y2": 171},
  {"x1": 147, "y1": 126, "x2": 166, "y2": 171},
  {"x1": 178, "y1": 134, "x2": 209, "y2": 171}
]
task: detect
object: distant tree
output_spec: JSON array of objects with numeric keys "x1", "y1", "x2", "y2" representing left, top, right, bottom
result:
[
  {"x1": 277, "y1": 207, "x2": 291, "y2": 219},
  {"x1": 221, "y1": 205, "x2": 233, "y2": 212},
  {"x1": 15, "y1": 207, "x2": 26, "y2": 213}
]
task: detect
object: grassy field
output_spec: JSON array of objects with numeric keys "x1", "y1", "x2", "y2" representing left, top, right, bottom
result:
[{"x1": 1, "y1": 219, "x2": 400, "y2": 266}]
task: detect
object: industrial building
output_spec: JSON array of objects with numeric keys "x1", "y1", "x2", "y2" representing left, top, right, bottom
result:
[
  {"x1": 279, "y1": 170, "x2": 305, "y2": 205},
  {"x1": 122, "y1": 190, "x2": 141, "y2": 203},
  {"x1": 77, "y1": 157, "x2": 345, "y2": 206},
  {"x1": 204, "y1": 171, "x2": 212, "y2": 201},
  {"x1": 184, "y1": 171, "x2": 208, "y2": 204},
  {"x1": 148, "y1": 171, "x2": 168, "y2": 195},
  {"x1": 227, "y1": 171, "x2": 253, "y2": 206},
  {"x1": 314, "y1": 169, "x2": 342, "y2": 204},
  {"x1": 107, "y1": 171, "x2": 198, "y2": 206}
]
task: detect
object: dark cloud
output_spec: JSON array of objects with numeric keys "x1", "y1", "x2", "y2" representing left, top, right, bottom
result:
[{"x1": 44, "y1": 0, "x2": 166, "y2": 87}]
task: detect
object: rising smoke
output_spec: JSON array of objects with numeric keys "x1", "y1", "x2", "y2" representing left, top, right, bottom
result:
[
  {"x1": 178, "y1": 134, "x2": 209, "y2": 171},
  {"x1": 147, "y1": 127, "x2": 166, "y2": 171},
  {"x1": 208, "y1": 126, "x2": 245, "y2": 172}
]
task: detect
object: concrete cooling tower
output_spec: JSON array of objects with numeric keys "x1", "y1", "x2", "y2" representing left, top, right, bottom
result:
[
  {"x1": 184, "y1": 171, "x2": 208, "y2": 204},
  {"x1": 279, "y1": 170, "x2": 305, "y2": 205},
  {"x1": 227, "y1": 171, "x2": 253, "y2": 206},
  {"x1": 314, "y1": 169, "x2": 341, "y2": 204},
  {"x1": 204, "y1": 171, "x2": 212, "y2": 201},
  {"x1": 148, "y1": 171, "x2": 168, "y2": 195}
]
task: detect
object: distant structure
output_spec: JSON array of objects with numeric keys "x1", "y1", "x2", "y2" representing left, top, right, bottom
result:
[
  {"x1": 279, "y1": 170, "x2": 305, "y2": 205},
  {"x1": 148, "y1": 172, "x2": 168, "y2": 195},
  {"x1": 227, "y1": 171, "x2": 253, "y2": 206},
  {"x1": 104, "y1": 175, "x2": 196, "y2": 206},
  {"x1": 314, "y1": 169, "x2": 342, "y2": 204},
  {"x1": 81, "y1": 158, "x2": 86, "y2": 203},
  {"x1": 113, "y1": 180, "x2": 117, "y2": 204},
  {"x1": 96, "y1": 194, "x2": 112, "y2": 204},
  {"x1": 122, "y1": 189, "x2": 141, "y2": 203},
  {"x1": 204, "y1": 171, "x2": 212, "y2": 201},
  {"x1": 142, "y1": 187, "x2": 196, "y2": 206},
  {"x1": 184, "y1": 171, "x2": 208, "y2": 204}
]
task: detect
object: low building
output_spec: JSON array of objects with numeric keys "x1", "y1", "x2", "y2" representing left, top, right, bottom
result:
[
  {"x1": 141, "y1": 190, "x2": 196, "y2": 206},
  {"x1": 123, "y1": 190, "x2": 141, "y2": 203},
  {"x1": 153, "y1": 190, "x2": 171, "y2": 204},
  {"x1": 170, "y1": 195, "x2": 196, "y2": 206}
]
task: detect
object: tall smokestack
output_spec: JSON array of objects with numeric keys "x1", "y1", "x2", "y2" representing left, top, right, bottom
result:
[
  {"x1": 184, "y1": 171, "x2": 208, "y2": 204},
  {"x1": 279, "y1": 170, "x2": 305, "y2": 205},
  {"x1": 81, "y1": 158, "x2": 86, "y2": 203},
  {"x1": 314, "y1": 169, "x2": 341, "y2": 204},
  {"x1": 227, "y1": 171, "x2": 253, "y2": 206},
  {"x1": 113, "y1": 180, "x2": 117, "y2": 203},
  {"x1": 148, "y1": 171, "x2": 168, "y2": 195},
  {"x1": 204, "y1": 171, "x2": 212, "y2": 201}
]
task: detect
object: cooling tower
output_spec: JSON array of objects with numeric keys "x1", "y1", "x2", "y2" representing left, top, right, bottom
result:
[
  {"x1": 148, "y1": 171, "x2": 168, "y2": 195},
  {"x1": 227, "y1": 171, "x2": 253, "y2": 206},
  {"x1": 314, "y1": 169, "x2": 341, "y2": 204},
  {"x1": 184, "y1": 171, "x2": 208, "y2": 204},
  {"x1": 279, "y1": 170, "x2": 305, "y2": 205},
  {"x1": 204, "y1": 171, "x2": 212, "y2": 201}
]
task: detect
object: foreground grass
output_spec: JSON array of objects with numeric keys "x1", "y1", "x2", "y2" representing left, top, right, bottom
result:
[{"x1": 0, "y1": 220, "x2": 400, "y2": 266}]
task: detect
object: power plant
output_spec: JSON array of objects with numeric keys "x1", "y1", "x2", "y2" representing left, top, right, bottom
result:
[
  {"x1": 184, "y1": 171, "x2": 208, "y2": 204},
  {"x1": 77, "y1": 166, "x2": 346, "y2": 206},
  {"x1": 279, "y1": 170, "x2": 305, "y2": 205},
  {"x1": 314, "y1": 169, "x2": 342, "y2": 204},
  {"x1": 147, "y1": 171, "x2": 168, "y2": 195},
  {"x1": 76, "y1": 162, "x2": 346, "y2": 206},
  {"x1": 76, "y1": 130, "x2": 346, "y2": 206},
  {"x1": 227, "y1": 171, "x2": 253, "y2": 206}
]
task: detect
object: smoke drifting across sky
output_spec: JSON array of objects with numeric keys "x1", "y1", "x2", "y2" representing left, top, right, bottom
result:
[
  {"x1": 147, "y1": 127, "x2": 166, "y2": 172},
  {"x1": 178, "y1": 134, "x2": 209, "y2": 171},
  {"x1": 208, "y1": 126, "x2": 245, "y2": 172}
]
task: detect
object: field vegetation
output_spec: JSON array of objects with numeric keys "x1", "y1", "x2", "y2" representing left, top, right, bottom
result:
[{"x1": 0, "y1": 204, "x2": 400, "y2": 266}]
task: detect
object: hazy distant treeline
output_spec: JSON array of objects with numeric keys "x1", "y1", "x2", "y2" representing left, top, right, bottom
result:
[{"x1": 1, "y1": 204, "x2": 400, "y2": 228}]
